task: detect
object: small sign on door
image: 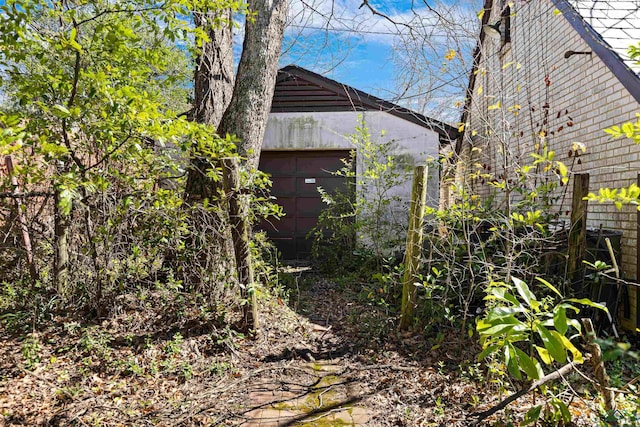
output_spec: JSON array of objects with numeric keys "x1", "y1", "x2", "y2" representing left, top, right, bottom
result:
[{"x1": 304, "y1": 178, "x2": 316, "y2": 184}]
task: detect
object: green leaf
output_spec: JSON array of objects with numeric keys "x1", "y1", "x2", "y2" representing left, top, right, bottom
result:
[
  {"x1": 505, "y1": 345, "x2": 522, "y2": 380},
  {"x1": 559, "y1": 303, "x2": 580, "y2": 313},
  {"x1": 512, "y1": 277, "x2": 537, "y2": 308},
  {"x1": 477, "y1": 323, "x2": 515, "y2": 336},
  {"x1": 40, "y1": 141, "x2": 69, "y2": 158},
  {"x1": 535, "y1": 345, "x2": 552, "y2": 364},
  {"x1": 567, "y1": 298, "x2": 608, "y2": 313},
  {"x1": 478, "y1": 344, "x2": 500, "y2": 361},
  {"x1": 69, "y1": 38, "x2": 83, "y2": 53},
  {"x1": 52, "y1": 104, "x2": 71, "y2": 117},
  {"x1": 522, "y1": 405, "x2": 542, "y2": 425},
  {"x1": 559, "y1": 334, "x2": 584, "y2": 363},
  {"x1": 535, "y1": 276, "x2": 563, "y2": 298},
  {"x1": 555, "y1": 399, "x2": 572, "y2": 423},
  {"x1": 556, "y1": 161, "x2": 568, "y2": 177},
  {"x1": 554, "y1": 306, "x2": 568, "y2": 335},
  {"x1": 567, "y1": 318, "x2": 582, "y2": 333},
  {"x1": 514, "y1": 346, "x2": 540, "y2": 380},
  {"x1": 605, "y1": 125, "x2": 621, "y2": 137},
  {"x1": 536, "y1": 324, "x2": 567, "y2": 363},
  {"x1": 58, "y1": 188, "x2": 75, "y2": 216},
  {"x1": 490, "y1": 306, "x2": 526, "y2": 317},
  {"x1": 486, "y1": 287, "x2": 520, "y2": 306}
]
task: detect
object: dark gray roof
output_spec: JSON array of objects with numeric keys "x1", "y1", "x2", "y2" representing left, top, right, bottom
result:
[{"x1": 567, "y1": 0, "x2": 640, "y2": 74}]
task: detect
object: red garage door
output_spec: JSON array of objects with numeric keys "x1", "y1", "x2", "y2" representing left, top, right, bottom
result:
[{"x1": 258, "y1": 150, "x2": 352, "y2": 259}]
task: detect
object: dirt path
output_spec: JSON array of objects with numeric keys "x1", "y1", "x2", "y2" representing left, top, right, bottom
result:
[
  {"x1": 214, "y1": 269, "x2": 601, "y2": 426},
  {"x1": 214, "y1": 270, "x2": 485, "y2": 426}
]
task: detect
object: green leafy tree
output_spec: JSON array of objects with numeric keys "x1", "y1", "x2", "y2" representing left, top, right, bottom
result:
[{"x1": 0, "y1": 0, "x2": 240, "y2": 308}]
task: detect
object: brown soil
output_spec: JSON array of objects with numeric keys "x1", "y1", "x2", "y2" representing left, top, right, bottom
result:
[{"x1": 0, "y1": 268, "x2": 603, "y2": 426}]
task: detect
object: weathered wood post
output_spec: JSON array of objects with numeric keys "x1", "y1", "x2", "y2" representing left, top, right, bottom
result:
[
  {"x1": 582, "y1": 318, "x2": 615, "y2": 411},
  {"x1": 222, "y1": 157, "x2": 259, "y2": 334},
  {"x1": 567, "y1": 173, "x2": 589, "y2": 285},
  {"x1": 399, "y1": 166, "x2": 428, "y2": 331}
]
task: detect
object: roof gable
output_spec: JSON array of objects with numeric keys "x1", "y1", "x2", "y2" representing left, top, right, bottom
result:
[
  {"x1": 566, "y1": 0, "x2": 640, "y2": 74},
  {"x1": 272, "y1": 65, "x2": 458, "y2": 143},
  {"x1": 272, "y1": 70, "x2": 368, "y2": 112},
  {"x1": 553, "y1": 0, "x2": 640, "y2": 103}
]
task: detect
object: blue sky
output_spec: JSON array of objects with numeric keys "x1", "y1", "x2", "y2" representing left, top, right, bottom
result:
[{"x1": 279, "y1": 0, "x2": 483, "y2": 122}]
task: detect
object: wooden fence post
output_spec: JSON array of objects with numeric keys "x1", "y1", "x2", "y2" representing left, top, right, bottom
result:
[
  {"x1": 399, "y1": 166, "x2": 428, "y2": 331},
  {"x1": 568, "y1": 173, "x2": 589, "y2": 285},
  {"x1": 222, "y1": 157, "x2": 259, "y2": 334}
]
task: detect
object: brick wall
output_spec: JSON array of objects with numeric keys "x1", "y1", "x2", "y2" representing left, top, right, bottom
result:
[{"x1": 459, "y1": 0, "x2": 640, "y2": 329}]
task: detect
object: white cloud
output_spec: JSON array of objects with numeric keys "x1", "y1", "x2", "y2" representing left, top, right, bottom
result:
[{"x1": 286, "y1": 0, "x2": 480, "y2": 46}]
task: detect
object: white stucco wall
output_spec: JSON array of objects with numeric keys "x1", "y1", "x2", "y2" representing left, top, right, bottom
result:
[{"x1": 262, "y1": 110, "x2": 441, "y2": 209}]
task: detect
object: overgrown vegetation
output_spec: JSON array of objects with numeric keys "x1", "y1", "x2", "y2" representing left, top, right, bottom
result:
[
  {"x1": 309, "y1": 44, "x2": 640, "y2": 425},
  {"x1": 311, "y1": 117, "x2": 412, "y2": 273},
  {"x1": 1, "y1": 1, "x2": 639, "y2": 425},
  {"x1": 0, "y1": 0, "x2": 283, "y2": 328}
]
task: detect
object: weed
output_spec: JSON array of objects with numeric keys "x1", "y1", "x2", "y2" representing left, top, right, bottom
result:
[
  {"x1": 125, "y1": 357, "x2": 146, "y2": 377},
  {"x1": 55, "y1": 385, "x2": 83, "y2": 402},
  {"x1": 598, "y1": 394, "x2": 640, "y2": 426},
  {"x1": 63, "y1": 321, "x2": 82, "y2": 336},
  {"x1": 163, "y1": 332, "x2": 183, "y2": 356},
  {"x1": 207, "y1": 361, "x2": 233, "y2": 376},
  {"x1": 470, "y1": 394, "x2": 481, "y2": 408},
  {"x1": 180, "y1": 362, "x2": 193, "y2": 381},
  {"x1": 21, "y1": 334, "x2": 41, "y2": 370},
  {"x1": 434, "y1": 396, "x2": 444, "y2": 416},
  {"x1": 79, "y1": 327, "x2": 113, "y2": 359},
  {"x1": 459, "y1": 361, "x2": 484, "y2": 383}
]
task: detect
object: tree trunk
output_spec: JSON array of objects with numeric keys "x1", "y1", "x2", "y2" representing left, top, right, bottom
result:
[
  {"x1": 4, "y1": 156, "x2": 38, "y2": 282},
  {"x1": 183, "y1": 0, "x2": 288, "y2": 310},
  {"x1": 222, "y1": 157, "x2": 259, "y2": 332},
  {"x1": 185, "y1": 8, "x2": 235, "y2": 203},
  {"x1": 192, "y1": 9, "x2": 235, "y2": 127},
  {"x1": 217, "y1": 0, "x2": 289, "y2": 169}
]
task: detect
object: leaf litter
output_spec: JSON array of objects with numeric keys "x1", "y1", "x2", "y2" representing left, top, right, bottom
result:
[{"x1": 0, "y1": 272, "x2": 604, "y2": 426}]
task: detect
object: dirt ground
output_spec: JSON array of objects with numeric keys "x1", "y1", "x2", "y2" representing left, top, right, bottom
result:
[{"x1": 0, "y1": 269, "x2": 604, "y2": 426}]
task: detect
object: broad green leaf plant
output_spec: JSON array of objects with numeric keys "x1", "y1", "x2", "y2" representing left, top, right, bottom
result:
[
  {"x1": 477, "y1": 276, "x2": 607, "y2": 422},
  {"x1": 478, "y1": 276, "x2": 607, "y2": 378}
]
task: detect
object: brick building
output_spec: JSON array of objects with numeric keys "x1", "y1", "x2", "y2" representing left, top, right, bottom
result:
[{"x1": 455, "y1": 0, "x2": 640, "y2": 329}]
